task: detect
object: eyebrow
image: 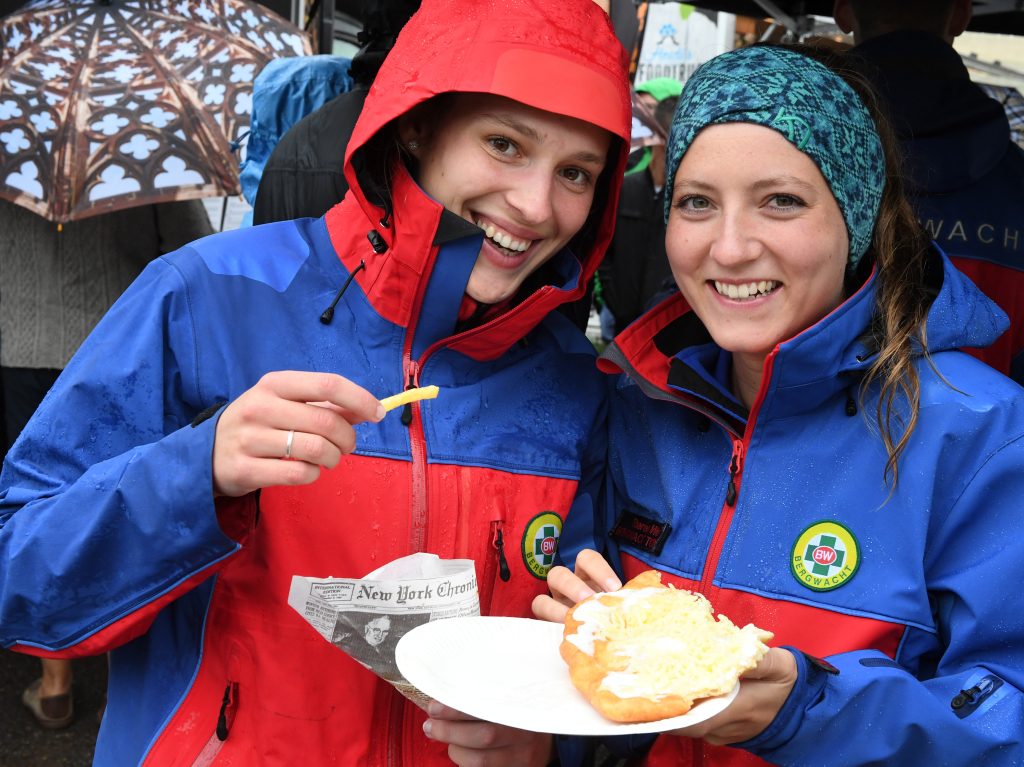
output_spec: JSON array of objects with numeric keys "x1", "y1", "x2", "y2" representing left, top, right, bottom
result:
[
  {"x1": 483, "y1": 113, "x2": 543, "y2": 143},
  {"x1": 673, "y1": 178, "x2": 716, "y2": 192},
  {"x1": 568, "y1": 149, "x2": 606, "y2": 167},
  {"x1": 749, "y1": 175, "x2": 818, "y2": 194},
  {"x1": 482, "y1": 114, "x2": 606, "y2": 168}
]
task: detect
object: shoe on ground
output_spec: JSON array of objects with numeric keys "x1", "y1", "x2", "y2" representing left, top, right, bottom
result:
[{"x1": 22, "y1": 678, "x2": 74, "y2": 729}]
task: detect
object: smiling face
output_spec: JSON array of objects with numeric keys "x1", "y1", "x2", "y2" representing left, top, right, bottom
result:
[
  {"x1": 401, "y1": 93, "x2": 611, "y2": 305},
  {"x1": 666, "y1": 122, "x2": 850, "y2": 362}
]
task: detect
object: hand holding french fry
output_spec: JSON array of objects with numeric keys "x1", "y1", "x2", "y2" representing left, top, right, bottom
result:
[{"x1": 212, "y1": 372, "x2": 439, "y2": 497}]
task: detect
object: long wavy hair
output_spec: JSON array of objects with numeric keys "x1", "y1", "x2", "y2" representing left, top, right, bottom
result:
[{"x1": 783, "y1": 43, "x2": 937, "y2": 490}]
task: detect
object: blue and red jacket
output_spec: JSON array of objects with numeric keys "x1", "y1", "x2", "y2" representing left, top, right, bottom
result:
[
  {"x1": 0, "y1": 1, "x2": 631, "y2": 765},
  {"x1": 562, "y1": 248, "x2": 1024, "y2": 767},
  {"x1": 855, "y1": 30, "x2": 1024, "y2": 384}
]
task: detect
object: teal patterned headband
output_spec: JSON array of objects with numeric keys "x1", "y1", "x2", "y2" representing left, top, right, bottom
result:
[{"x1": 664, "y1": 45, "x2": 885, "y2": 266}]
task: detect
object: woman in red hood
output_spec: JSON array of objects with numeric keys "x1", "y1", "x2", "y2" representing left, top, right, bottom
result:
[{"x1": 0, "y1": 0, "x2": 631, "y2": 765}]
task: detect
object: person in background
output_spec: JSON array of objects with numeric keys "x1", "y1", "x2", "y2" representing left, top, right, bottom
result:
[
  {"x1": 835, "y1": 0, "x2": 1024, "y2": 383},
  {"x1": 0, "y1": 197, "x2": 213, "y2": 729},
  {"x1": 625, "y1": 77, "x2": 683, "y2": 177},
  {"x1": 251, "y1": 0, "x2": 419, "y2": 225},
  {"x1": 599, "y1": 95, "x2": 678, "y2": 339}
]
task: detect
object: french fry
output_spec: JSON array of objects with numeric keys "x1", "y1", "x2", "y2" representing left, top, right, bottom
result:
[{"x1": 380, "y1": 385, "x2": 440, "y2": 413}]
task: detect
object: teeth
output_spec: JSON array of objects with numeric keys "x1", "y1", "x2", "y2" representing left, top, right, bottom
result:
[
  {"x1": 474, "y1": 218, "x2": 533, "y2": 254},
  {"x1": 714, "y1": 280, "x2": 780, "y2": 300}
]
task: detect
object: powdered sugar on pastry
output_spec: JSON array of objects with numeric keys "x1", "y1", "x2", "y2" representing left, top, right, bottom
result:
[{"x1": 565, "y1": 587, "x2": 665, "y2": 655}]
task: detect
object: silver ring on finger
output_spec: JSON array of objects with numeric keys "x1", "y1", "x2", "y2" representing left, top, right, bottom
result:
[{"x1": 284, "y1": 429, "x2": 295, "y2": 459}]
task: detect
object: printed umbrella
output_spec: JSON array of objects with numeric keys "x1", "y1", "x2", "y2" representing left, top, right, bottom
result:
[{"x1": 0, "y1": 0, "x2": 310, "y2": 222}]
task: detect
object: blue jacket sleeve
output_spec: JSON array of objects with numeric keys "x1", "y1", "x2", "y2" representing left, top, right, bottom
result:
[
  {"x1": 738, "y1": 436, "x2": 1024, "y2": 765},
  {"x1": 0, "y1": 256, "x2": 253, "y2": 657}
]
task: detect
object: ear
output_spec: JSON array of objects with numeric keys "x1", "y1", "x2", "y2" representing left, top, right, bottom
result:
[
  {"x1": 396, "y1": 107, "x2": 430, "y2": 155},
  {"x1": 946, "y1": 0, "x2": 972, "y2": 39},
  {"x1": 832, "y1": 0, "x2": 857, "y2": 36}
]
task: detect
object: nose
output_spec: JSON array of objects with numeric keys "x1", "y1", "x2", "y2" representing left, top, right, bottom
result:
[
  {"x1": 709, "y1": 206, "x2": 761, "y2": 268},
  {"x1": 504, "y1": 167, "x2": 554, "y2": 227}
]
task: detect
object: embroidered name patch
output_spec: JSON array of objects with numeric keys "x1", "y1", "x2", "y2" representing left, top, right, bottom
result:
[
  {"x1": 522, "y1": 512, "x2": 562, "y2": 580},
  {"x1": 610, "y1": 510, "x2": 672, "y2": 555},
  {"x1": 791, "y1": 520, "x2": 861, "y2": 592}
]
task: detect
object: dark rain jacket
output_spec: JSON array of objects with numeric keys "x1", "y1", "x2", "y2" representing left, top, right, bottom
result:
[
  {"x1": 856, "y1": 30, "x2": 1024, "y2": 383},
  {"x1": 598, "y1": 166, "x2": 673, "y2": 334}
]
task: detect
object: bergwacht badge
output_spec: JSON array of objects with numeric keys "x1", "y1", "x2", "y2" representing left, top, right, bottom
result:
[
  {"x1": 790, "y1": 520, "x2": 860, "y2": 592},
  {"x1": 522, "y1": 511, "x2": 562, "y2": 580}
]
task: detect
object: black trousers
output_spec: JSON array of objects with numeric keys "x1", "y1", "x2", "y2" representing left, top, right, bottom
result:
[{"x1": 3, "y1": 367, "x2": 61, "y2": 450}]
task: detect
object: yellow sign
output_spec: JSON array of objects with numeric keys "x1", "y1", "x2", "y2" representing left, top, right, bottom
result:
[{"x1": 791, "y1": 520, "x2": 860, "y2": 592}]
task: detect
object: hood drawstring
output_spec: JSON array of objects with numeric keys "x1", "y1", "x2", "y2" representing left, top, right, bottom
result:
[
  {"x1": 320, "y1": 261, "x2": 366, "y2": 325},
  {"x1": 846, "y1": 386, "x2": 858, "y2": 417},
  {"x1": 378, "y1": 196, "x2": 392, "y2": 229}
]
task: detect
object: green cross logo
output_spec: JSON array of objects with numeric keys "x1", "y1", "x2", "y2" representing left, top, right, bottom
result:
[
  {"x1": 772, "y1": 107, "x2": 812, "y2": 149},
  {"x1": 804, "y1": 534, "x2": 845, "y2": 576},
  {"x1": 535, "y1": 525, "x2": 558, "y2": 566}
]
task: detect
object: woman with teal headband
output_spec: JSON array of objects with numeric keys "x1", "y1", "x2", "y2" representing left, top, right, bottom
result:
[{"x1": 539, "y1": 44, "x2": 1024, "y2": 766}]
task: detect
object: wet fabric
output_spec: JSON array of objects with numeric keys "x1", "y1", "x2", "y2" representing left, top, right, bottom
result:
[
  {"x1": 559, "y1": 249, "x2": 1024, "y2": 767},
  {"x1": 665, "y1": 45, "x2": 885, "y2": 265},
  {"x1": 0, "y1": 1, "x2": 631, "y2": 766}
]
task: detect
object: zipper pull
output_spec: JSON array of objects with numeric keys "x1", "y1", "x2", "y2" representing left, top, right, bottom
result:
[
  {"x1": 216, "y1": 683, "x2": 232, "y2": 741},
  {"x1": 491, "y1": 498, "x2": 511, "y2": 582},
  {"x1": 494, "y1": 528, "x2": 511, "y2": 582},
  {"x1": 725, "y1": 442, "x2": 742, "y2": 507},
  {"x1": 401, "y1": 373, "x2": 415, "y2": 427}
]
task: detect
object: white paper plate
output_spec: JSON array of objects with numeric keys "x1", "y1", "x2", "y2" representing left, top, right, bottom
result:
[{"x1": 395, "y1": 615, "x2": 738, "y2": 736}]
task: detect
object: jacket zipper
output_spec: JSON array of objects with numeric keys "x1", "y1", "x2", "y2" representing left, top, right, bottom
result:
[
  {"x1": 387, "y1": 241, "x2": 544, "y2": 761},
  {"x1": 697, "y1": 348, "x2": 779, "y2": 601},
  {"x1": 479, "y1": 500, "x2": 511, "y2": 614},
  {"x1": 404, "y1": 360, "x2": 429, "y2": 554},
  {"x1": 388, "y1": 239, "x2": 441, "y2": 767}
]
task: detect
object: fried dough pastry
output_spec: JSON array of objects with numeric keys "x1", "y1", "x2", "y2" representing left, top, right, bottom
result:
[{"x1": 561, "y1": 571, "x2": 773, "y2": 723}]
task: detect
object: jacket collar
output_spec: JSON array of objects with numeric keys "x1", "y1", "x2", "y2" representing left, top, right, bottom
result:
[
  {"x1": 599, "y1": 268, "x2": 880, "y2": 432},
  {"x1": 324, "y1": 161, "x2": 588, "y2": 363},
  {"x1": 600, "y1": 246, "x2": 1007, "y2": 429}
]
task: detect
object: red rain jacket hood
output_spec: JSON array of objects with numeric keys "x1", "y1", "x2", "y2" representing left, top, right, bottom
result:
[{"x1": 327, "y1": 0, "x2": 631, "y2": 361}]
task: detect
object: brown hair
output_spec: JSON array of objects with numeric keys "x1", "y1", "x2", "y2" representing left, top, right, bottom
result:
[{"x1": 783, "y1": 43, "x2": 937, "y2": 490}]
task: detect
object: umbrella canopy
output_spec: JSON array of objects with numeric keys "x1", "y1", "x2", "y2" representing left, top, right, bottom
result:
[{"x1": 0, "y1": 0, "x2": 310, "y2": 222}]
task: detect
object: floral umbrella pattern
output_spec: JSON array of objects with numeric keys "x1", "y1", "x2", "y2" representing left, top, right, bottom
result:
[{"x1": 0, "y1": 0, "x2": 309, "y2": 222}]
